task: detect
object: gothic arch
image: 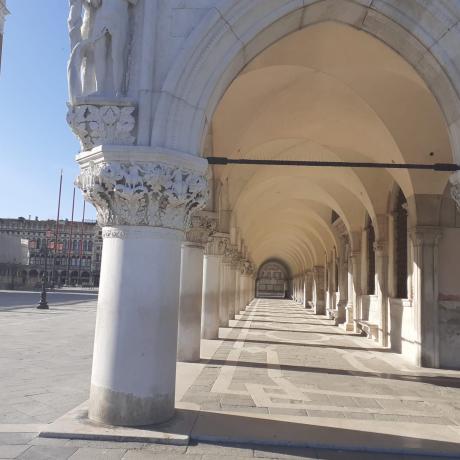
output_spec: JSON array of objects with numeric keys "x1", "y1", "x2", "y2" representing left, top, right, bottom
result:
[{"x1": 152, "y1": 0, "x2": 460, "y2": 164}]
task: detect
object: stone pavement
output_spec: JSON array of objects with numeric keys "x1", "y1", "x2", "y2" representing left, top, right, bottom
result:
[{"x1": 1, "y1": 292, "x2": 460, "y2": 459}]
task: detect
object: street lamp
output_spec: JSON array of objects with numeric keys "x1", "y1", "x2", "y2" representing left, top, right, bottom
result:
[
  {"x1": 37, "y1": 272, "x2": 49, "y2": 309},
  {"x1": 37, "y1": 230, "x2": 51, "y2": 310}
]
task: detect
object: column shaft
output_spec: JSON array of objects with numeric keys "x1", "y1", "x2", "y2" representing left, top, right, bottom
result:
[
  {"x1": 89, "y1": 226, "x2": 182, "y2": 426},
  {"x1": 202, "y1": 254, "x2": 221, "y2": 339},
  {"x1": 177, "y1": 242, "x2": 205, "y2": 362}
]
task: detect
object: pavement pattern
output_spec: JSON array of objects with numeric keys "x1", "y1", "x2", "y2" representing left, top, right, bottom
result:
[{"x1": 1, "y1": 292, "x2": 460, "y2": 459}]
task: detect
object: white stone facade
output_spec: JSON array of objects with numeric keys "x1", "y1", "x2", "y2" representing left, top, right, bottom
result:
[
  {"x1": 0, "y1": 0, "x2": 8, "y2": 72},
  {"x1": 66, "y1": 0, "x2": 460, "y2": 427}
]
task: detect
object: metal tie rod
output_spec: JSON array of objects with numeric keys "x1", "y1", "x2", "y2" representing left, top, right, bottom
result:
[{"x1": 207, "y1": 157, "x2": 460, "y2": 171}]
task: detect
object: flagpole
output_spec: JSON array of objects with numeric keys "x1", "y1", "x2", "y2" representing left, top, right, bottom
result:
[
  {"x1": 66, "y1": 187, "x2": 76, "y2": 286},
  {"x1": 51, "y1": 170, "x2": 63, "y2": 288},
  {"x1": 78, "y1": 200, "x2": 86, "y2": 286}
]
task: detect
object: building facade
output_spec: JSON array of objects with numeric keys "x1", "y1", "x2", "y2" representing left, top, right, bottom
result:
[
  {"x1": 65, "y1": 0, "x2": 460, "y2": 428},
  {"x1": 0, "y1": 0, "x2": 8, "y2": 72},
  {"x1": 0, "y1": 217, "x2": 102, "y2": 289}
]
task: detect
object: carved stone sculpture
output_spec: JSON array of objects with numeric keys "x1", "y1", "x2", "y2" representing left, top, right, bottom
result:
[
  {"x1": 68, "y1": 0, "x2": 137, "y2": 102},
  {"x1": 67, "y1": 103, "x2": 136, "y2": 150},
  {"x1": 241, "y1": 259, "x2": 255, "y2": 276},
  {"x1": 185, "y1": 212, "x2": 217, "y2": 246},
  {"x1": 75, "y1": 160, "x2": 209, "y2": 230}
]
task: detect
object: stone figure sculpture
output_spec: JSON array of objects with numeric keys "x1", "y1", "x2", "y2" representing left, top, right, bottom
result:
[{"x1": 68, "y1": 0, "x2": 137, "y2": 102}]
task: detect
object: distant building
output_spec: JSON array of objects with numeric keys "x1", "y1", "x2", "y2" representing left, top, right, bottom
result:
[
  {"x1": 0, "y1": 217, "x2": 102, "y2": 289},
  {"x1": 0, "y1": 0, "x2": 8, "y2": 72}
]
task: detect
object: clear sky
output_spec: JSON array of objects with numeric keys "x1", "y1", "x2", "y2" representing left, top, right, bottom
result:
[{"x1": 0, "y1": 1, "x2": 96, "y2": 221}]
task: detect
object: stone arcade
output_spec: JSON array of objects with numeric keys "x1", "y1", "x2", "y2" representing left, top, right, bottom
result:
[{"x1": 66, "y1": 0, "x2": 460, "y2": 428}]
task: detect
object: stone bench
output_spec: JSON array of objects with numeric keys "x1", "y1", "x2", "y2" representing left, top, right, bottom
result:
[{"x1": 355, "y1": 319, "x2": 379, "y2": 341}]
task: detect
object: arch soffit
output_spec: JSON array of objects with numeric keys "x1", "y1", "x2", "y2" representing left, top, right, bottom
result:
[{"x1": 153, "y1": 0, "x2": 460, "y2": 164}]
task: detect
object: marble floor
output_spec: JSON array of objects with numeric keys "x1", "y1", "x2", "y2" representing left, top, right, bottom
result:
[{"x1": 1, "y1": 292, "x2": 460, "y2": 459}]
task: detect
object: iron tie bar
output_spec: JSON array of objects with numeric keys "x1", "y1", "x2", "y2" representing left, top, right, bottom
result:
[{"x1": 207, "y1": 157, "x2": 460, "y2": 172}]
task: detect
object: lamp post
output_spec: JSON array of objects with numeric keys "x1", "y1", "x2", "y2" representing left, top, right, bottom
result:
[{"x1": 37, "y1": 231, "x2": 50, "y2": 310}]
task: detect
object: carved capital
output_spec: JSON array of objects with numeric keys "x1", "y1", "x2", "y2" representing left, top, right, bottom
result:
[
  {"x1": 185, "y1": 211, "x2": 217, "y2": 246},
  {"x1": 205, "y1": 233, "x2": 229, "y2": 256},
  {"x1": 241, "y1": 259, "x2": 255, "y2": 276},
  {"x1": 76, "y1": 159, "x2": 208, "y2": 231},
  {"x1": 410, "y1": 226, "x2": 442, "y2": 248},
  {"x1": 67, "y1": 100, "x2": 136, "y2": 151},
  {"x1": 373, "y1": 240, "x2": 387, "y2": 255}
]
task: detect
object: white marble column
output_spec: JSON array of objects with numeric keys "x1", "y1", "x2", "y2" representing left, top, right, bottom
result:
[
  {"x1": 76, "y1": 150, "x2": 208, "y2": 427},
  {"x1": 374, "y1": 240, "x2": 389, "y2": 346},
  {"x1": 177, "y1": 212, "x2": 216, "y2": 362},
  {"x1": 201, "y1": 234, "x2": 226, "y2": 339},
  {"x1": 229, "y1": 249, "x2": 241, "y2": 318},
  {"x1": 312, "y1": 266, "x2": 325, "y2": 314},
  {"x1": 345, "y1": 250, "x2": 361, "y2": 332},
  {"x1": 337, "y1": 237, "x2": 348, "y2": 325},
  {"x1": 410, "y1": 227, "x2": 442, "y2": 367}
]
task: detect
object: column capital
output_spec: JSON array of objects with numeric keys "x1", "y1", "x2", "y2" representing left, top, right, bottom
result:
[
  {"x1": 185, "y1": 211, "x2": 217, "y2": 246},
  {"x1": 205, "y1": 232, "x2": 229, "y2": 256},
  {"x1": 75, "y1": 148, "x2": 209, "y2": 231},
  {"x1": 240, "y1": 259, "x2": 255, "y2": 276},
  {"x1": 409, "y1": 226, "x2": 442, "y2": 247},
  {"x1": 373, "y1": 240, "x2": 387, "y2": 255}
]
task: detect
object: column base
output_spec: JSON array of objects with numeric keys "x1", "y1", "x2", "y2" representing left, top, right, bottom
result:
[{"x1": 89, "y1": 384, "x2": 175, "y2": 427}]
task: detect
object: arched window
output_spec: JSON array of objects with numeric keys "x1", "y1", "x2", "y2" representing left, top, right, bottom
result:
[
  {"x1": 367, "y1": 216, "x2": 376, "y2": 295},
  {"x1": 394, "y1": 189, "x2": 408, "y2": 298},
  {"x1": 36, "y1": 238, "x2": 41, "y2": 249}
]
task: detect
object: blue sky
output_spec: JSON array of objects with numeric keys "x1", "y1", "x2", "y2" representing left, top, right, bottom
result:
[{"x1": 0, "y1": 1, "x2": 96, "y2": 221}]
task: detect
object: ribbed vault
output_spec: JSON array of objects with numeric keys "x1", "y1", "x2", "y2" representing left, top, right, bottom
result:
[{"x1": 211, "y1": 22, "x2": 453, "y2": 275}]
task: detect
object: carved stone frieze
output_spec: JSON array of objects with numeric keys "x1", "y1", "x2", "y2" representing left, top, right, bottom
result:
[
  {"x1": 75, "y1": 160, "x2": 208, "y2": 230},
  {"x1": 185, "y1": 211, "x2": 217, "y2": 246},
  {"x1": 67, "y1": 102, "x2": 136, "y2": 151}
]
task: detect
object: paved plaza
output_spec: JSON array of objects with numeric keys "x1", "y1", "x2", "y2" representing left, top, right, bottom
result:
[{"x1": 1, "y1": 292, "x2": 460, "y2": 459}]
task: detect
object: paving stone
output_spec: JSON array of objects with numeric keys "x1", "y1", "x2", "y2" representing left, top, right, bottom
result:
[
  {"x1": 0, "y1": 433, "x2": 38, "y2": 445},
  {"x1": 17, "y1": 445, "x2": 78, "y2": 460},
  {"x1": 187, "y1": 442, "x2": 252, "y2": 456},
  {"x1": 0, "y1": 444, "x2": 30, "y2": 459},
  {"x1": 65, "y1": 440, "x2": 146, "y2": 449},
  {"x1": 254, "y1": 446, "x2": 317, "y2": 459},
  {"x1": 123, "y1": 452, "x2": 202, "y2": 460},
  {"x1": 68, "y1": 447, "x2": 126, "y2": 459}
]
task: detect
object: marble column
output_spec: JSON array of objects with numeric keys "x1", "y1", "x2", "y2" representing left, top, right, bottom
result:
[
  {"x1": 202, "y1": 233, "x2": 226, "y2": 339},
  {"x1": 76, "y1": 150, "x2": 208, "y2": 427},
  {"x1": 374, "y1": 240, "x2": 388, "y2": 346},
  {"x1": 229, "y1": 249, "x2": 241, "y2": 318},
  {"x1": 177, "y1": 212, "x2": 216, "y2": 362},
  {"x1": 312, "y1": 266, "x2": 325, "y2": 314},
  {"x1": 345, "y1": 250, "x2": 361, "y2": 332},
  {"x1": 337, "y1": 238, "x2": 348, "y2": 325},
  {"x1": 219, "y1": 237, "x2": 232, "y2": 326},
  {"x1": 410, "y1": 227, "x2": 442, "y2": 368},
  {"x1": 240, "y1": 260, "x2": 255, "y2": 310}
]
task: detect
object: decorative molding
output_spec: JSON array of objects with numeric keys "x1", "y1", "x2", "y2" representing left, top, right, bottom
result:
[
  {"x1": 67, "y1": 102, "x2": 136, "y2": 151},
  {"x1": 185, "y1": 211, "x2": 217, "y2": 246},
  {"x1": 102, "y1": 228, "x2": 128, "y2": 240},
  {"x1": 76, "y1": 160, "x2": 208, "y2": 230}
]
